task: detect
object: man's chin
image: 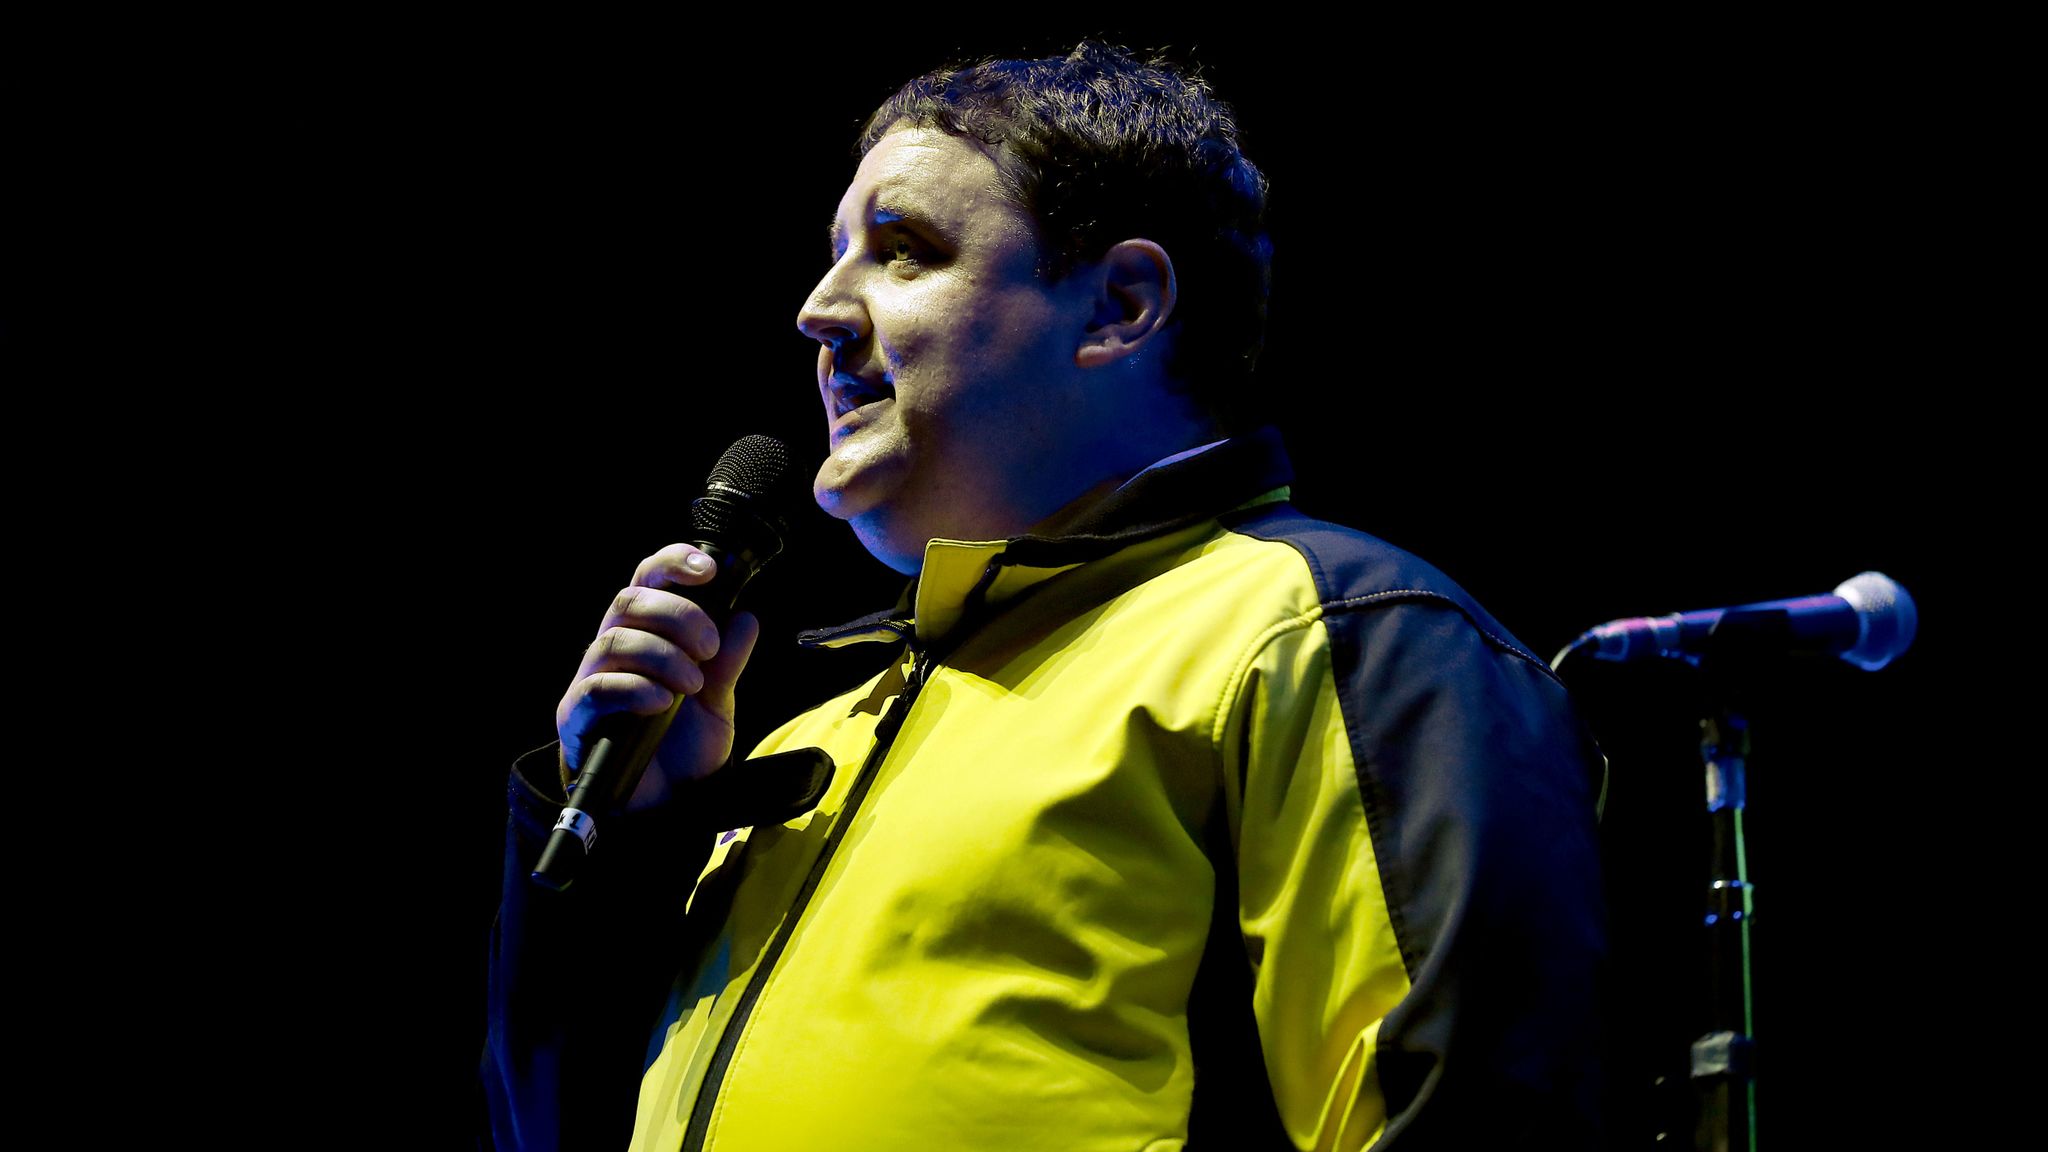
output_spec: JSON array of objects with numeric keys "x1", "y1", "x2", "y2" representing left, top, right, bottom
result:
[
  {"x1": 812, "y1": 460, "x2": 880, "y2": 522},
  {"x1": 814, "y1": 438, "x2": 913, "y2": 512}
]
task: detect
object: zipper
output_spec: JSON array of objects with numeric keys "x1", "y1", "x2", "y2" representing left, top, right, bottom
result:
[{"x1": 682, "y1": 647, "x2": 933, "y2": 1151}]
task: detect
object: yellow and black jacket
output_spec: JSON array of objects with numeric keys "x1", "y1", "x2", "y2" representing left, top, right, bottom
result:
[{"x1": 482, "y1": 427, "x2": 1607, "y2": 1150}]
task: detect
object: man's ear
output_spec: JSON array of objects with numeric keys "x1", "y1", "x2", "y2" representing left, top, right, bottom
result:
[{"x1": 1076, "y1": 239, "x2": 1176, "y2": 369}]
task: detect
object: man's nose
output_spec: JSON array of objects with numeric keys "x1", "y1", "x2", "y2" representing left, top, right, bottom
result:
[{"x1": 796, "y1": 258, "x2": 864, "y2": 348}]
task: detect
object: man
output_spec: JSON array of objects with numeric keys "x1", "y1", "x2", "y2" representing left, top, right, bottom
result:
[{"x1": 483, "y1": 42, "x2": 1606, "y2": 1151}]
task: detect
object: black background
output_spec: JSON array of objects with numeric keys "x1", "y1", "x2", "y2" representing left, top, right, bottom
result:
[{"x1": 94, "y1": 16, "x2": 1989, "y2": 1148}]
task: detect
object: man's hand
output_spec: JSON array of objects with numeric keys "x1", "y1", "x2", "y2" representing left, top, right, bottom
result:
[{"x1": 555, "y1": 544, "x2": 762, "y2": 813}]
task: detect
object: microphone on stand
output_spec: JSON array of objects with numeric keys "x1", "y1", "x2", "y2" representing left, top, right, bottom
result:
[
  {"x1": 1566, "y1": 571, "x2": 1917, "y2": 671},
  {"x1": 532, "y1": 434, "x2": 799, "y2": 892},
  {"x1": 1554, "y1": 570, "x2": 1917, "y2": 1152}
]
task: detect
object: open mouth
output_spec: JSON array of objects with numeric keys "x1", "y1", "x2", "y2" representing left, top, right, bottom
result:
[{"x1": 830, "y1": 372, "x2": 895, "y2": 418}]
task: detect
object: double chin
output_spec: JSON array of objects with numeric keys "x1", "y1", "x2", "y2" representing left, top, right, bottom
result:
[{"x1": 813, "y1": 427, "x2": 905, "y2": 522}]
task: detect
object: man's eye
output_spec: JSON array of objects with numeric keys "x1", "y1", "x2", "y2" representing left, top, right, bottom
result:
[{"x1": 887, "y1": 234, "x2": 920, "y2": 262}]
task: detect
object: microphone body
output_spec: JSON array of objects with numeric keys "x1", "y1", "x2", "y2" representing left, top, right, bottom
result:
[
  {"x1": 531, "y1": 436, "x2": 795, "y2": 891},
  {"x1": 1579, "y1": 571, "x2": 1916, "y2": 671}
]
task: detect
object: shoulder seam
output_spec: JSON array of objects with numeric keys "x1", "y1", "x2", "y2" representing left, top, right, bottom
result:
[
  {"x1": 1209, "y1": 606, "x2": 1326, "y2": 753},
  {"x1": 1320, "y1": 588, "x2": 1561, "y2": 687}
]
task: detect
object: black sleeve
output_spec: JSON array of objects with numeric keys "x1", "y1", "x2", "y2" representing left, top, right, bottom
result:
[
  {"x1": 1337, "y1": 602, "x2": 1609, "y2": 1150},
  {"x1": 478, "y1": 744, "x2": 718, "y2": 1152},
  {"x1": 478, "y1": 743, "x2": 836, "y2": 1152}
]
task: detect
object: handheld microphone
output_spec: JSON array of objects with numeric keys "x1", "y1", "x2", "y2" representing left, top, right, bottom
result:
[
  {"x1": 531, "y1": 434, "x2": 799, "y2": 891},
  {"x1": 1574, "y1": 571, "x2": 1917, "y2": 671}
]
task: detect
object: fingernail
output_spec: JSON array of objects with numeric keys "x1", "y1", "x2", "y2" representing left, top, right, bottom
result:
[{"x1": 685, "y1": 553, "x2": 712, "y2": 574}]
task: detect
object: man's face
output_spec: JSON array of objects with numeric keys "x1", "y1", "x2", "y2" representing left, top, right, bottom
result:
[{"x1": 798, "y1": 125, "x2": 1093, "y2": 574}]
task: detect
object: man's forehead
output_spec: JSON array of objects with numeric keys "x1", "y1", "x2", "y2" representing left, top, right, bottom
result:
[{"x1": 827, "y1": 127, "x2": 1023, "y2": 247}]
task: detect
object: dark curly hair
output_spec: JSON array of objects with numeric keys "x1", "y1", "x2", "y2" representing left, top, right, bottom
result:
[{"x1": 858, "y1": 41, "x2": 1274, "y2": 432}]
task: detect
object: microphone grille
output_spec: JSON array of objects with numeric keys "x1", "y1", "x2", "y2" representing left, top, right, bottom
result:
[
  {"x1": 1833, "y1": 570, "x2": 1917, "y2": 671},
  {"x1": 706, "y1": 434, "x2": 793, "y2": 498},
  {"x1": 693, "y1": 434, "x2": 800, "y2": 546}
]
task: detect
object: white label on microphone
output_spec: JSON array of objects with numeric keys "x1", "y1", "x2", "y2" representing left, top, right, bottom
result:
[{"x1": 553, "y1": 807, "x2": 598, "y2": 853}]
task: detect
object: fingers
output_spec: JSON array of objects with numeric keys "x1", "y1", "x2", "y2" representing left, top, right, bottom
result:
[
  {"x1": 558, "y1": 545, "x2": 753, "y2": 759},
  {"x1": 590, "y1": 544, "x2": 724, "y2": 662},
  {"x1": 556, "y1": 666, "x2": 679, "y2": 769},
  {"x1": 575, "y1": 627, "x2": 707, "y2": 698},
  {"x1": 564, "y1": 671, "x2": 678, "y2": 721},
  {"x1": 592, "y1": 583, "x2": 719, "y2": 663}
]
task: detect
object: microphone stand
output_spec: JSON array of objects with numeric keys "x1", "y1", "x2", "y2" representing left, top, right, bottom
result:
[
  {"x1": 1688, "y1": 606, "x2": 1794, "y2": 1152},
  {"x1": 1693, "y1": 704, "x2": 1755, "y2": 1152}
]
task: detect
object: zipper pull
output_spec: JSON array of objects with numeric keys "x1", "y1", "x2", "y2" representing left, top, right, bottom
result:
[{"x1": 872, "y1": 650, "x2": 929, "y2": 744}]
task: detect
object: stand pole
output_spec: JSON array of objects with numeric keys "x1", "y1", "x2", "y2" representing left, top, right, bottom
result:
[
  {"x1": 1692, "y1": 708, "x2": 1756, "y2": 1152},
  {"x1": 1687, "y1": 604, "x2": 1799, "y2": 1151}
]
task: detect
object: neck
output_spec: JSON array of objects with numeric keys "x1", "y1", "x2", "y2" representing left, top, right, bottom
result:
[{"x1": 1025, "y1": 430, "x2": 1228, "y2": 539}]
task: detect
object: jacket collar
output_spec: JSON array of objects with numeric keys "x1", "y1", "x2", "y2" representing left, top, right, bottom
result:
[{"x1": 799, "y1": 425, "x2": 1295, "y2": 650}]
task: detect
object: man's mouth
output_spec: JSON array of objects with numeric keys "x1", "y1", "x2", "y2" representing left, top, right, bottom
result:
[{"x1": 829, "y1": 371, "x2": 895, "y2": 419}]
